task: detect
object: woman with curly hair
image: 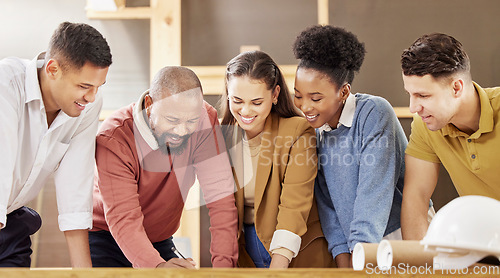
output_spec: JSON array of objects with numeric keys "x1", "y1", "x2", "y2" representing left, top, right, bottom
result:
[
  {"x1": 220, "y1": 50, "x2": 334, "y2": 268},
  {"x1": 292, "y1": 25, "x2": 407, "y2": 267}
]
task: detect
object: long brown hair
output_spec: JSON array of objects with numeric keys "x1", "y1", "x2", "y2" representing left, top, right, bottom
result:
[{"x1": 219, "y1": 50, "x2": 300, "y2": 126}]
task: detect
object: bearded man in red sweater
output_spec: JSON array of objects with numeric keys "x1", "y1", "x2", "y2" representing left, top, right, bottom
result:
[{"x1": 89, "y1": 66, "x2": 238, "y2": 268}]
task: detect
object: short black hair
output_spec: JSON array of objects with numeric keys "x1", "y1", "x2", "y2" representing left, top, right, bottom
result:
[
  {"x1": 401, "y1": 33, "x2": 470, "y2": 78},
  {"x1": 46, "y1": 22, "x2": 112, "y2": 71},
  {"x1": 293, "y1": 25, "x2": 365, "y2": 87}
]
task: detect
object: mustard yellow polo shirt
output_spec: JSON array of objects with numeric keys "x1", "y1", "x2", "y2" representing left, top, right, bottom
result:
[{"x1": 406, "y1": 82, "x2": 500, "y2": 200}]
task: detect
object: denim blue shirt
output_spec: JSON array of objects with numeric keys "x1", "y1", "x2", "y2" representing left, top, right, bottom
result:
[{"x1": 315, "y1": 93, "x2": 406, "y2": 258}]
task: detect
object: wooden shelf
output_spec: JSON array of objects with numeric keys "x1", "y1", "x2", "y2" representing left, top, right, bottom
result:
[
  {"x1": 86, "y1": 7, "x2": 152, "y2": 19},
  {"x1": 84, "y1": 0, "x2": 328, "y2": 98},
  {"x1": 393, "y1": 107, "x2": 414, "y2": 118},
  {"x1": 187, "y1": 65, "x2": 298, "y2": 96}
]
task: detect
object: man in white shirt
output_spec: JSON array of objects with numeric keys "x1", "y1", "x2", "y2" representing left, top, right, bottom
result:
[{"x1": 0, "y1": 22, "x2": 112, "y2": 267}]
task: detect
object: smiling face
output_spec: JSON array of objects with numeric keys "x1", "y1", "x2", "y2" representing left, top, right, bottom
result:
[
  {"x1": 44, "y1": 60, "x2": 108, "y2": 117},
  {"x1": 402, "y1": 73, "x2": 460, "y2": 131},
  {"x1": 293, "y1": 67, "x2": 348, "y2": 129},
  {"x1": 227, "y1": 75, "x2": 279, "y2": 139},
  {"x1": 146, "y1": 89, "x2": 203, "y2": 154}
]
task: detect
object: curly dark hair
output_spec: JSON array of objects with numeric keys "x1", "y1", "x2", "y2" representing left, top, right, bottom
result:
[
  {"x1": 293, "y1": 25, "x2": 365, "y2": 87},
  {"x1": 401, "y1": 33, "x2": 470, "y2": 78},
  {"x1": 47, "y1": 22, "x2": 112, "y2": 71}
]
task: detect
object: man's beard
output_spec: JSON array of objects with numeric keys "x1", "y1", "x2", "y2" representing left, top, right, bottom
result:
[{"x1": 155, "y1": 132, "x2": 190, "y2": 155}]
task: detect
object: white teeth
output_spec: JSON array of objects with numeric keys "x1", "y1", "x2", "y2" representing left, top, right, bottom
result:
[
  {"x1": 75, "y1": 102, "x2": 86, "y2": 107},
  {"x1": 241, "y1": 115, "x2": 256, "y2": 122},
  {"x1": 306, "y1": 114, "x2": 318, "y2": 120}
]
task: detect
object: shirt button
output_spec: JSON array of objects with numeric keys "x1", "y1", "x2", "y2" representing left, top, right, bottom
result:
[
  {"x1": 471, "y1": 154, "x2": 476, "y2": 159},
  {"x1": 467, "y1": 139, "x2": 472, "y2": 143}
]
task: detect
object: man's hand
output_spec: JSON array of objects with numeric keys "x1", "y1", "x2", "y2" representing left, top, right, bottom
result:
[
  {"x1": 157, "y1": 258, "x2": 196, "y2": 268},
  {"x1": 401, "y1": 155, "x2": 439, "y2": 240},
  {"x1": 64, "y1": 229, "x2": 92, "y2": 268}
]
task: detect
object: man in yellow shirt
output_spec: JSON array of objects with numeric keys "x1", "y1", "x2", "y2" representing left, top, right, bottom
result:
[{"x1": 400, "y1": 33, "x2": 500, "y2": 240}]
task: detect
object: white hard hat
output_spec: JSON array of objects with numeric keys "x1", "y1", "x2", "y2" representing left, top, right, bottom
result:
[{"x1": 420, "y1": 195, "x2": 500, "y2": 270}]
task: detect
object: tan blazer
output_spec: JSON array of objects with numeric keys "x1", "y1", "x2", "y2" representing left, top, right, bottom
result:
[{"x1": 224, "y1": 113, "x2": 335, "y2": 267}]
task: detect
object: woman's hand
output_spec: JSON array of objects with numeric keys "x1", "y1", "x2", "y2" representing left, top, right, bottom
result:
[
  {"x1": 335, "y1": 253, "x2": 352, "y2": 268},
  {"x1": 269, "y1": 253, "x2": 290, "y2": 269}
]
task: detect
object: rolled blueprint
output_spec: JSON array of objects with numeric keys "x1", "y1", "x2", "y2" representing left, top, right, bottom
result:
[
  {"x1": 352, "y1": 242, "x2": 379, "y2": 270},
  {"x1": 377, "y1": 240, "x2": 437, "y2": 270}
]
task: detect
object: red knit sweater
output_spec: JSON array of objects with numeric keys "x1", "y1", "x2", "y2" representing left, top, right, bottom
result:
[{"x1": 92, "y1": 101, "x2": 238, "y2": 268}]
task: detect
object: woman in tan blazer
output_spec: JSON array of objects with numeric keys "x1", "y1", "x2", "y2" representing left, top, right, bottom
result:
[{"x1": 219, "y1": 50, "x2": 334, "y2": 268}]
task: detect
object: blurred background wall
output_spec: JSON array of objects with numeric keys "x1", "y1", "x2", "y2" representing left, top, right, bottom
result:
[{"x1": 1, "y1": 0, "x2": 499, "y2": 268}]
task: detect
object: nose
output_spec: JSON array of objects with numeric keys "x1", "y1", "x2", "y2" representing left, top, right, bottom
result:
[
  {"x1": 408, "y1": 97, "x2": 422, "y2": 114},
  {"x1": 84, "y1": 87, "x2": 98, "y2": 103},
  {"x1": 173, "y1": 123, "x2": 189, "y2": 137},
  {"x1": 300, "y1": 100, "x2": 313, "y2": 114},
  {"x1": 240, "y1": 103, "x2": 252, "y2": 116}
]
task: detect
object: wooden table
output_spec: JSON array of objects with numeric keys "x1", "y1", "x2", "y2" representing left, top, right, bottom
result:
[{"x1": 1, "y1": 267, "x2": 499, "y2": 278}]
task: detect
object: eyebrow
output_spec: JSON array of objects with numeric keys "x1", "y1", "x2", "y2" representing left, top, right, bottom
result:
[
  {"x1": 165, "y1": 116, "x2": 200, "y2": 121},
  {"x1": 232, "y1": 96, "x2": 264, "y2": 101},
  {"x1": 81, "y1": 81, "x2": 107, "y2": 87},
  {"x1": 405, "y1": 90, "x2": 427, "y2": 95},
  {"x1": 294, "y1": 88, "x2": 322, "y2": 96}
]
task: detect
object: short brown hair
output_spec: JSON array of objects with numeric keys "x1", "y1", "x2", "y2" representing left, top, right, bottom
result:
[{"x1": 401, "y1": 33, "x2": 470, "y2": 78}]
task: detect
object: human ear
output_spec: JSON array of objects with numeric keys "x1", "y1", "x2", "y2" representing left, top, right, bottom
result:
[
  {"x1": 341, "y1": 83, "x2": 351, "y2": 100},
  {"x1": 144, "y1": 93, "x2": 153, "y2": 118},
  {"x1": 45, "y1": 59, "x2": 60, "y2": 79},
  {"x1": 272, "y1": 85, "x2": 281, "y2": 103},
  {"x1": 452, "y1": 78, "x2": 464, "y2": 98}
]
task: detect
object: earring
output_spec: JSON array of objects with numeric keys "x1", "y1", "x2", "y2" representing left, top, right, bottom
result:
[{"x1": 273, "y1": 100, "x2": 277, "y2": 105}]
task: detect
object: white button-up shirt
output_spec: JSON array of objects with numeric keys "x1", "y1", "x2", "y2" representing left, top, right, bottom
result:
[
  {"x1": 0, "y1": 54, "x2": 102, "y2": 231},
  {"x1": 318, "y1": 92, "x2": 357, "y2": 141}
]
